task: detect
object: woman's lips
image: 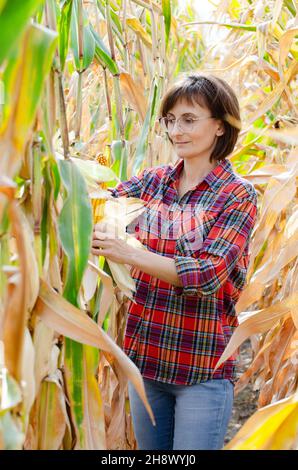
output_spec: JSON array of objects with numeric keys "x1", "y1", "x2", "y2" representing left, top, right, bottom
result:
[{"x1": 175, "y1": 142, "x2": 190, "y2": 145}]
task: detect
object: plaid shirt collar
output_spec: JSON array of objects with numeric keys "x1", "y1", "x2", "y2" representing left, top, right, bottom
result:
[{"x1": 164, "y1": 158, "x2": 234, "y2": 193}]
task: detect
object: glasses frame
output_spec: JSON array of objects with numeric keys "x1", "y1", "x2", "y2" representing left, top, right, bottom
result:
[{"x1": 158, "y1": 115, "x2": 215, "y2": 133}]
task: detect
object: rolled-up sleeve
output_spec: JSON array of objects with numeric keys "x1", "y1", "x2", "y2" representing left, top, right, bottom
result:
[
  {"x1": 108, "y1": 168, "x2": 149, "y2": 199},
  {"x1": 173, "y1": 195, "x2": 258, "y2": 296}
]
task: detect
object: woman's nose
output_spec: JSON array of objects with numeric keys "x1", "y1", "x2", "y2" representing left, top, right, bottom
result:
[{"x1": 169, "y1": 120, "x2": 184, "y2": 136}]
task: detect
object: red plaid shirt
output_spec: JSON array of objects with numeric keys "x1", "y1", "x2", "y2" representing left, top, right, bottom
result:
[{"x1": 109, "y1": 158, "x2": 258, "y2": 386}]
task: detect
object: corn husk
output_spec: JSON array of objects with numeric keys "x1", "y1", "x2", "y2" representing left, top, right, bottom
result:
[
  {"x1": 83, "y1": 193, "x2": 146, "y2": 307},
  {"x1": 70, "y1": 157, "x2": 118, "y2": 190}
]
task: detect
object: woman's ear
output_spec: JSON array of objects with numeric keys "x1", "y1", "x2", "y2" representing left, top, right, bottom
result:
[{"x1": 215, "y1": 122, "x2": 225, "y2": 137}]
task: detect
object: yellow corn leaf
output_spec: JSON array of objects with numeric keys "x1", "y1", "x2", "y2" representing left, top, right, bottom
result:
[
  {"x1": 80, "y1": 345, "x2": 106, "y2": 449},
  {"x1": 225, "y1": 391, "x2": 298, "y2": 450},
  {"x1": 126, "y1": 17, "x2": 152, "y2": 49},
  {"x1": 35, "y1": 279, "x2": 156, "y2": 427}
]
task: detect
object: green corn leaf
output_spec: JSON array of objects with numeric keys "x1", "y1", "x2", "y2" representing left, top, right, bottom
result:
[
  {"x1": 90, "y1": 24, "x2": 119, "y2": 75},
  {"x1": 132, "y1": 77, "x2": 159, "y2": 175},
  {"x1": 0, "y1": 22, "x2": 57, "y2": 190},
  {"x1": 58, "y1": 159, "x2": 93, "y2": 306},
  {"x1": 162, "y1": 0, "x2": 171, "y2": 50},
  {"x1": 0, "y1": 22, "x2": 57, "y2": 169},
  {"x1": 96, "y1": 0, "x2": 123, "y2": 35},
  {"x1": 64, "y1": 342, "x2": 105, "y2": 449},
  {"x1": 58, "y1": 0, "x2": 73, "y2": 71},
  {"x1": 49, "y1": 155, "x2": 61, "y2": 201},
  {"x1": 0, "y1": 0, "x2": 7, "y2": 15},
  {"x1": 111, "y1": 139, "x2": 128, "y2": 182},
  {"x1": 0, "y1": 0, "x2": 45, "y2": 66},
  {"x1": 70, "y1": 0, "x2": 95, "y2": 72},
  {"x1": 185, "y1": 20, "x2": 257, "y2": 32}
]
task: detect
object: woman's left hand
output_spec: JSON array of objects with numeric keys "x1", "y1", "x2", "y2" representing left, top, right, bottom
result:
[{"x1": 91, "y1": 221, "x2": 134, "y2": 264}]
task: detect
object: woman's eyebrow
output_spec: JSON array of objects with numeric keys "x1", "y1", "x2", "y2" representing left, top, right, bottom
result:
[{"x1": 166, "y1": 112, "x2": 198, "y2": 117}]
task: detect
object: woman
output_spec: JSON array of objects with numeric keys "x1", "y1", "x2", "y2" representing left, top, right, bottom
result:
[{"x1": 91, "y1": 74, "x2": 258, "y2": 450}]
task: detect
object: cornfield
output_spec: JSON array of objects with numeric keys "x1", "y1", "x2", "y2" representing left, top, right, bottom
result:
[{"x1": 0, "y1": 0, "x2": 298, "y2": 450}]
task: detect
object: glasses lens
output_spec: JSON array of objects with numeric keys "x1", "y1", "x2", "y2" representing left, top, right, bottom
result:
[
  {"x1": 159, "y1": 117, "x2": 199, "y2": 132},
  {"x1": 159, "y1": 117, "x2": 169, "y2": 131},
  {"x1": 179, "y1": 117, "x2": 194, "y2": 132}
]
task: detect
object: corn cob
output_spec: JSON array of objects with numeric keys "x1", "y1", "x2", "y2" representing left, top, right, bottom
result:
[
  {"x1": 90, "y1": 196, "x2": 106, "y2": 224},
  {"x1": 90, "y1": 153, "x2": 110, "y2": 223}
]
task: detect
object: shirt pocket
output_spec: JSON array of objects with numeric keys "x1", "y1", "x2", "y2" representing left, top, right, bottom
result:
[{"x1": 175, "y1": 209, "x2": 219, "y2": 257}]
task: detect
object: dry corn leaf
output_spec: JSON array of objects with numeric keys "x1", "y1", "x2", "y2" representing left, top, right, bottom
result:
[
  {"x1": 251, "y1": 159, "x2": 298, "y2": 261},
  {"x1": 32, "y1": 319, "x2": 55, "y2": 394},
  {"x1": 120, "y1": 72, "x2": 147, "y2": 122},
  {"x1": 278, "y1": 28, "x2": 298, "y2": 81},
  {"x1": 214, "y1": 291, "x2": 298, "y2": 373},
  {"x1": 35, "y1": 279, "x2": 155, "y2": 426},
  {"x1": 21, "y1": 328, "x2": 36, "y2": 424},
  {"x1": 78, "y1": 345, "x2": 106, "y2": 450},
  {"x1": 3, "y1": 202, "x2": 38, "y2": 381},
  {"x1": 34, "y1": 372, "x2": 68, "y2": 450}
]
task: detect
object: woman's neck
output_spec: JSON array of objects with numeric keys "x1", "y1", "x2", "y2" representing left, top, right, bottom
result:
[{"x1": 180, "y1": 157, "x2": 218, "y2": 186}]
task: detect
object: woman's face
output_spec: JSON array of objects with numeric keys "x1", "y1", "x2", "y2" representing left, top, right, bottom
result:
[{"x1": 166, "y1": 98, "x2": 224, "y2": 162}]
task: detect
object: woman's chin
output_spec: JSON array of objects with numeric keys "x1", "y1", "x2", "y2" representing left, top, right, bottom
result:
[{"x1": 175, "y1": 151, "x2": 192, "y2": 159}]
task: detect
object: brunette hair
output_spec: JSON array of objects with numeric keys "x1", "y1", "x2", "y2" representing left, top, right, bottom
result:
[{"x1": 159, "y1": 73, "x2": 241, "y2": 162}]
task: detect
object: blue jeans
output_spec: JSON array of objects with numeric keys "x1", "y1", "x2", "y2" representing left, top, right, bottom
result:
[{"x1": 128, "y1": 377, "x2": 234, "y2": 450}]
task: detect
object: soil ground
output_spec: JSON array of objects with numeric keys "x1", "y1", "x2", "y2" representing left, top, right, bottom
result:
[{"x1": 224, "y1": 339, "x2": 259, "y2": 445}]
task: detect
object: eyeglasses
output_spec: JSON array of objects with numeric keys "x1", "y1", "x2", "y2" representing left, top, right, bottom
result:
[{"x1": 158, "y1": 115, "x2": 214, "y2": 133}]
